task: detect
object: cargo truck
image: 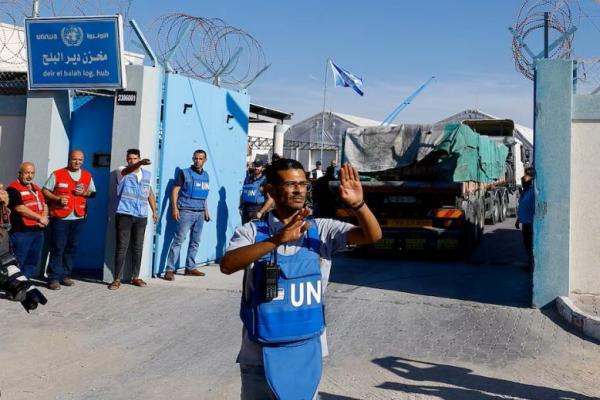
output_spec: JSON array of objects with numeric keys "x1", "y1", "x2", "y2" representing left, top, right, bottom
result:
[{"x1": 332, "y1": 119, "x2": 526, "y2": 253}]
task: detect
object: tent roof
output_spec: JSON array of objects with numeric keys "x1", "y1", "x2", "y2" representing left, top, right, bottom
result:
[
  {"x1": 333, "y1": 112, "x2": 383, "y2": 127},
  {"x1": 291, "y1": 111, "x2": 383, "y2": 128}
]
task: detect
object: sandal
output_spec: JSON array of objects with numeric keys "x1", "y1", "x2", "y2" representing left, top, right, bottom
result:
[
  {"x1": 132, "y1": 278, "x2": 147, "y2": 287},
  {"x1": 108, "y1": 280, "x2": 121, "y2": 290}
]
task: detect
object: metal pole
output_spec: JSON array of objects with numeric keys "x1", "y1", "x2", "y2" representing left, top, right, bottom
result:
[
  {"x1": 32, "y1": 0, "x2": 39, "y2": 17},
  {"x1": 129, "y1": 19, "x2": 158, "y2": 67},
  {"x1": 544, "y1": 12, "x2": 549, "y2": 58},
  {"x1": 320, "y1": 58, "x2": 330, "y2": 165}
]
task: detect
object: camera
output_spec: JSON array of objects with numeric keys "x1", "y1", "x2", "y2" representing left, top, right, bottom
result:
[{"x1": 0, "y1": 252, "x2": 48, "y2": 312}]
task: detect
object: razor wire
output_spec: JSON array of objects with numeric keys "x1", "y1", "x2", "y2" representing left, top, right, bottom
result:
[
  {"x1": 574, "y1": 56, "x2": 600, "y2": 94},
  {"x1": 151, "y1": 13, "x2": 267, "y2": 87},
  {"x1": 511, "y1": 0, "x2": 578, "y2": 80}
]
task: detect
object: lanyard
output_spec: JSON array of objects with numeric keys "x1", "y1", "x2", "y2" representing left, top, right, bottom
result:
[{"x1": 25, "y1": 184, "x2": 42, "y2": 210}]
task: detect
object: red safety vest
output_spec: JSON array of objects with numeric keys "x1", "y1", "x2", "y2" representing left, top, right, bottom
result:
[
  {"x1": 49, "y1": 168, "x2": 92, "y2": 218},
  {"x1": 8, "y1": 180, "x2": 46, "y2": 226}
]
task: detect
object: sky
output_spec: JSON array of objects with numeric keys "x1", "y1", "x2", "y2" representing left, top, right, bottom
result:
[{"x1": 19, "y1": 0, "x2": 600, "y2": 127}]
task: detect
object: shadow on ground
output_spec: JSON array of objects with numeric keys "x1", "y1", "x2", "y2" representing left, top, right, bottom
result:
[
  {"x1": 318, "y1": 394, "x2": 361, "y2": 400},
  {"x1": 372, "y1": 356, "x2": 598, "y2": 400},
  {"x1": 330, "y1": 224, "x2": 532, "y2": 307}
]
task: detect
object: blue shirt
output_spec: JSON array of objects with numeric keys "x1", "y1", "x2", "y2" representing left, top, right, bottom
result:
[{"x1": 517, "y1": 186, "x2": 535, "y2": 224}]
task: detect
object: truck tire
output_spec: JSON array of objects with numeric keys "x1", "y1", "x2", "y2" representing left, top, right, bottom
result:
[
  {"x1": 461, "y1": 203, "x2": 477, "y2": 254},
  {"x1": 491, "y1": 198, "x2": 499, "y2": 225},
  {"x1": 476, "y1": 198, "x2": 485, "y2": 242},
  {"x1": 499, "y1": 192, "x2": 508, "y2": 222}
]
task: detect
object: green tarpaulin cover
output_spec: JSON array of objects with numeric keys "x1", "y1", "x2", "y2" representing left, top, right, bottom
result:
[{"x1": 435, "y1": 123, "x2": 508, "y2": 183}]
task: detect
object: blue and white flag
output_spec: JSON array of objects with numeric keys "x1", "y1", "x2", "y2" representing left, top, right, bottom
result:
[{"x1": 330, "y1": 60, "x2": 364, "y2": 96}]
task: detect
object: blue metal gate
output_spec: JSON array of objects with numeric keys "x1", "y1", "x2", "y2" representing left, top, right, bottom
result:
[
  {"x1": 69, "y1": 94, "x2": 114, "y2": 279},
  {"x1": 154, "y1": 74, "x2": 249, "y2": 276}
]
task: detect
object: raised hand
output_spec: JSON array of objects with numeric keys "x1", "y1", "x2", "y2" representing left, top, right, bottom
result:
[
  {"x1": 338, "y1": 163, "x2": 363, "y2": 208},
  {"x1": 140, "y1": 158, "x2": 152, "y2": 166},
  {"x1": 273, "y1": 208, "x2": 311, "y2": 245}
]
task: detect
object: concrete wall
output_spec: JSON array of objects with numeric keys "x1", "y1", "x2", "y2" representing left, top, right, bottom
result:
[
  {"x1": 569, "y1": 95, "x2": 600, "y2": 295},
  {"x1": 532, "y1": 60, "x2": 573, "y2": 307},
  {"x1": 533, "y1": 60, "x2": 600, "y2": 304},
  {"x1": 103, "y1": 65, "x2": 162, "y2": 282},
  {"x1": 22, "y1": 91, "x2": 71, "y2": 186},
  {"x1": 0, "y1": 115, "x2": 25, "y2": 184},
  {"x1": 0, "y1": 95, "x2": 26, "y2": 184}
]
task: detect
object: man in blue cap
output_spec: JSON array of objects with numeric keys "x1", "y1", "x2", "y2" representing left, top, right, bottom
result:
[
  {"x1": 240, "y1": 159, "x2": 273, "y2": 224},
  {"x1": 221, "y1": 158, "x2": 382, "y2": 400}
]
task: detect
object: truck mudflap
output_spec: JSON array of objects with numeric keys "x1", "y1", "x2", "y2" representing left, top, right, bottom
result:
[{"x1": 371, "y1": 227, "x2": 464, "y2": 252}]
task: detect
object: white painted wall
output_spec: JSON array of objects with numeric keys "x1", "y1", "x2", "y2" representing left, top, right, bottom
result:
[
  {"x1": 570, "y1": 121, "x2": 600, "y2": 294},
  {"x1": 0, "y1": 115, "x2": 25, "y2": 184}
]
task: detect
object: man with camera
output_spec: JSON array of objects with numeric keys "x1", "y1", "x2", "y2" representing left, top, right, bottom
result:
[
  {"x1": 0, "y1": 184, "x2": 48, "y2": 312},
  {"x1": 220, "y1": 159, "x2": 381, "y2": 400}
]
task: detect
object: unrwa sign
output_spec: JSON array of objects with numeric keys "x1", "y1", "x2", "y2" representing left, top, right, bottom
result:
[{"x1": 25, "y1": 16, "x2": 126, "y2": 90}]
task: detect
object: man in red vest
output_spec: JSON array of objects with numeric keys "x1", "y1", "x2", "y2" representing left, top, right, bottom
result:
[
  {"x1": 6, "y1": 162, "x2": 49, "y2": 279},
  {"x1": 42, "y1": 150, "x2": 96, "y2": 290}
]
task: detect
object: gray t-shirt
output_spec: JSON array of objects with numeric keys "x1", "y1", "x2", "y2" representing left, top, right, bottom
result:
[{"x1": 226, "y1": 212, "x2": 354, "y2": 366}]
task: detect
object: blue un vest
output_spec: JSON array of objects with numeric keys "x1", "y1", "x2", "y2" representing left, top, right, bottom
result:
[
  {"x1": 177, "y1": 168, "x2": 209, "y2": 210},
  {"x1": 241, "y1": 218, "x2": 325, "y2": 400},
  {"x1": 241, "y1": 175, "x2": 266, "y2": 204},
  {"x1": 240, "y1": 219, "x2": 324, "y2": 344},
  {"x1": 116, "y1": 169, "x2": 151, "y2": 218}
]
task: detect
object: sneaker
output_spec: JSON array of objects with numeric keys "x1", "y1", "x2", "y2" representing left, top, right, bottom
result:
[
  {"x1": 184, "y1": 268, "x2": 205, "y2": 277},
  {"x1": 47, "y1": 280, "x2": 61, "y2": 290},
  {"x1": 164, "y1": 270, "x2": 175, "y2": 281},
  {"x1": 61, "y1": 277, "x2": 75, "y2": 286}
]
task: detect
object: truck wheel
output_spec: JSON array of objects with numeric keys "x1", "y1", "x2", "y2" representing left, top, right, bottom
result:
[
  {"x1": 491, "y1": 199, "x2": 499, "y2": 225},
  {"x1": 499, "y1": 193, "x2": 508, "y2": 222},
  {"x1": 476, "y1": 199, "x2": 485, "y2": 241}
]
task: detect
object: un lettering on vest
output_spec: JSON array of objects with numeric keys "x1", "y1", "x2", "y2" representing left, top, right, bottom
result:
[
  {"x1": 195, "y1": 182, "x2": 209, "y2": 190},
  {"x1": 245, "y1": 189, "x2": 257, "y2": 197},
  {"x1": 286, "y1": 280, "x2": 322, "y2": 307}
]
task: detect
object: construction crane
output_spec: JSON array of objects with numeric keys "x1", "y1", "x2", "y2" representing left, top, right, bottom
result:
[{"x1": 380, "y1": 76, "x2": 435, "y2": 126}]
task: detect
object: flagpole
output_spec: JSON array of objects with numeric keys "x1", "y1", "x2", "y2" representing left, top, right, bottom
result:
[{"x1": 320, "y1": 58, "x2": 330, "y2": 165}]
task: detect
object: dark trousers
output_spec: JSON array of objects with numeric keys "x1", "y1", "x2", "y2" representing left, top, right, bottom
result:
[
  {"x1": 10, "y1": 231, "x2": 44, "y2": 279},
  {"x1": 522, "y1": 223, "x2": 533, "y2": 270},
  {"x1": 241, "y1": 203, "x2": 263, "y2": 224},
  {"x1": 114, "y1": 213, "x2": 147, "y2": 281},
  {"x1": 47, "y1": 218, "x2": 85, "y2": 281}
]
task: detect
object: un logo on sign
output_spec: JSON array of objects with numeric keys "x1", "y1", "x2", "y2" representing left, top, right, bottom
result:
[{"x1": 61, "y1": 25, "x2": 83, "y2": 47}]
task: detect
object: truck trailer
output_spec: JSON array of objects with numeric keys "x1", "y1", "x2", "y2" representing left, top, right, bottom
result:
[{"x1": 332, "y1": 119, "x2": 526, "y2": 254}]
